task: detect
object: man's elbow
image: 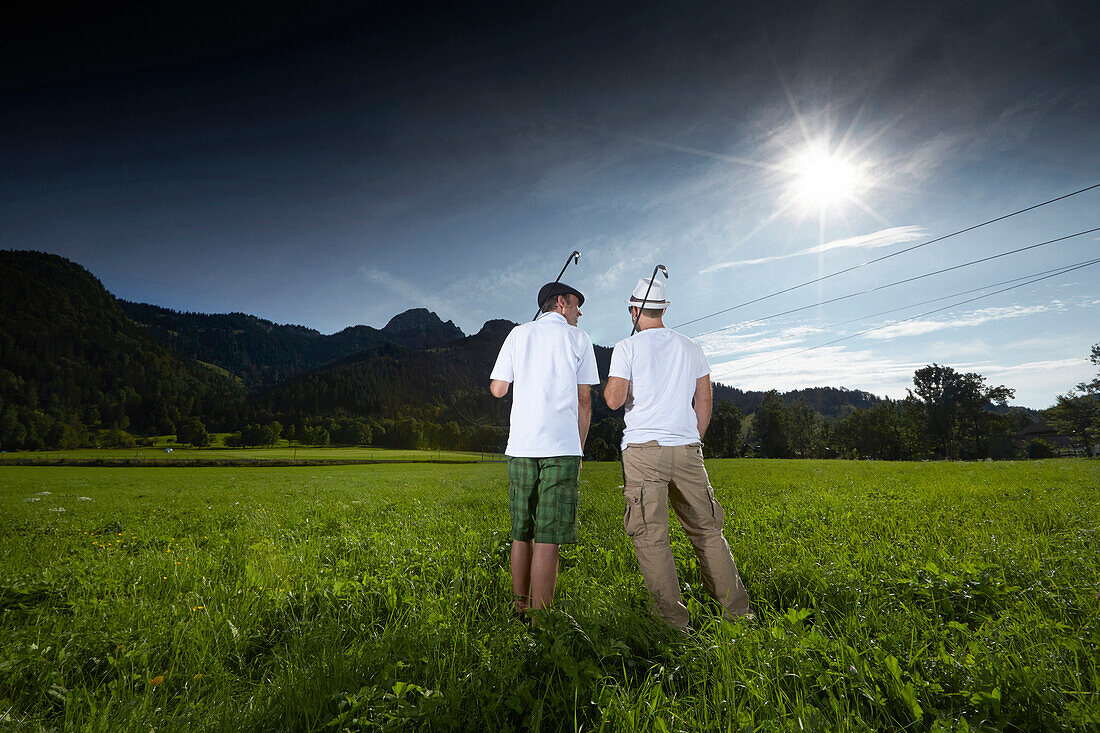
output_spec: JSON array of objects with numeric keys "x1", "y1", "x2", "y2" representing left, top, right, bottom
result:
[{"x1": 489, "y1": 380, "x2": 510, "y2": 398}]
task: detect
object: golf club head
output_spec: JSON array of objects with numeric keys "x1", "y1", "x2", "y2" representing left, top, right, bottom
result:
[{"x1": 656, "y1": 264, "x2": 668, "y2": 278}]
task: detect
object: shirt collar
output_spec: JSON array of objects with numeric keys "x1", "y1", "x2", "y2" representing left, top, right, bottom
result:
[{"x1": 535, "y1": 311, "x2": 568, "y2": 325}]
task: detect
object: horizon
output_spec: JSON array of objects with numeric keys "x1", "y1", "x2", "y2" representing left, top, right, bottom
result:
[
  {"x1": 46, "y1": 249, "x2": 1053, "y2": 411},
  {"x1": 2, "y1": 1, "x2": 1097, "y2": 407}
]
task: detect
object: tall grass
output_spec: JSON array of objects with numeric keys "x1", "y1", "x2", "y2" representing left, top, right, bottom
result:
[{"x1": 1, "y1": 459, "x2": 1097, "y2": 730}]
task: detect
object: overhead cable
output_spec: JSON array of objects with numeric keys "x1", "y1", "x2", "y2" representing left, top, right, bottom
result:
[
  {"x1": 673, "y1": 182, "x2": 1100, "y2": 330},
  {"x1": 692, "y1": 226, "x2": 1100, "y2": 339},
  {"x1": 817, "y1": 260, "x2": 1100, "y2": 330},
  {"x1": 718, "y1": 256, "x2": 1100, "y2": 375}
]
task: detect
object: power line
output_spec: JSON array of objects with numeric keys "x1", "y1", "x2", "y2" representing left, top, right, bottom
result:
[
  {"x1": 673, "y1": 182, "x2": 1100, "y2": 330},
  {"x1": 718, "y1": 256, "x2": 1100, "y2": 375},
  {"x1": 817, "y1": 259, "x2": 1100, "y2": 330},
  {"x1": 691, "y1": 227, "x2": 1100, "y2": 339}
]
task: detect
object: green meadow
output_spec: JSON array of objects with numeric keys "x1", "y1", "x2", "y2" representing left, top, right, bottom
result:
[
  {"x1": 1, "y1": 459, "x2": 1097, "y2": 731},
  {"x1": 0, "y1": 446, "x2": 485, "y2": 464}
]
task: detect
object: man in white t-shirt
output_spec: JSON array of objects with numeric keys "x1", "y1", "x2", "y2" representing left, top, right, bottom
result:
[
  {"x1": 604, "y1": 277, "x2": 752, "y2": 631},
  {"x1": 490, "y1": 281, "x2": 600, "y2": 618}
]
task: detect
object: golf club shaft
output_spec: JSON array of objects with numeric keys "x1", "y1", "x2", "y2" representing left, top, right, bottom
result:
[
  {"x1": 630, "y1": 265, "x2": 668, "y2": 335},
  {"x1": 533, "y1": 250, "x2": 581, "y2": 320}
]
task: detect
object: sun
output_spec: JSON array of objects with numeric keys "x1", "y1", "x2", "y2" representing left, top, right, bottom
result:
[{"x1": 789, "y1": 147, "x2": 864, "y2": 210}]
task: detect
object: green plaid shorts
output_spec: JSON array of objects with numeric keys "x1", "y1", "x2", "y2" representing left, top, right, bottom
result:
[{"x1": 507, "y1": 456, "x2": 581, "y2": 544}]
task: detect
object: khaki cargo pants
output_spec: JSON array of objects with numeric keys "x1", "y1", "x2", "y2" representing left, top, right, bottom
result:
[{"x1": 622, "y1": 441, "x2": 751, "y2": 630}]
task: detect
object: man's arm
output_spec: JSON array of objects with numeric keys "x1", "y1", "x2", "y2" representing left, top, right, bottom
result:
[
  {"x1": 694, "y1": 374, "x2": 712, "y2": 439},
  {"x1": 604, "y1": 377, "x2": 629, "y2": 410},
  {"x1": 489, "y1": 379, "x2": 510, "y2": 398},
  {"x1": 578, "y1": 385, "x2": 592, "y2": 448}
]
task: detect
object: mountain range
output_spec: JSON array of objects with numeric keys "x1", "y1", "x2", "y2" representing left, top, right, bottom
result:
[{"x1": 0, "y1": 250, "x2": 887, "y2": 450}]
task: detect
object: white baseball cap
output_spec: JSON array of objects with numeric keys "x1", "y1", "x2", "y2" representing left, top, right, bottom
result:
[{"x1": 625, "y1": 277, "x2": 670, "y2": 309}]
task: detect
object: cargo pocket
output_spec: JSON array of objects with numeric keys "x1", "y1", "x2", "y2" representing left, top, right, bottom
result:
[
  {"x1": 622, "y1": 485, "x2": 645, "y2": 537},
  {"x1": 706, "y1": 485, "x2": 726, "y2": 527}
]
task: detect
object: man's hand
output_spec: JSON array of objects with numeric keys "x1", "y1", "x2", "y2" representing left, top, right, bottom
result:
[{"x1": 490, "y1": 379, "x2": 510, "y2": 398}]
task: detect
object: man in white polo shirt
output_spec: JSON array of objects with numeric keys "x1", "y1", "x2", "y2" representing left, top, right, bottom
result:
[
  {"x1": 490, "y1": 281, "x2": 600, "y2": 617},
  {"x1": 604, "y1": 277, "x2": 752, "y2": 631}
]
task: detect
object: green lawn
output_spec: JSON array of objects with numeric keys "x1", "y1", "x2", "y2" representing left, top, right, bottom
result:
[
  {"x1": 0, "y1": 446, "x2": 487, "y2": 463},
  {"x1": 1, "y1": 459, "x2": 1097, "y2": 731}
]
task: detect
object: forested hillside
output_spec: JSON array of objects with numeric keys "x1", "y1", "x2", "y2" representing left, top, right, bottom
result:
[
  {"x1": 0, "y1": 251, "x2": 245, "y2": 448},
  {"x1": 121, "y1": 302, "x2": 463, "y2": 388},
  {"x1": 2, "y1": 250, "x2": 1048, "y2": 459}
]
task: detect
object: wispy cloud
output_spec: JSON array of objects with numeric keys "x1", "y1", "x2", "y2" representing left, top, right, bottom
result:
[
  {"x1": 865, "y1": 304, "x2": 1057, "y2": 340},
  {"x1": 709, "y1": 345, "x2": 923, "y2": 395},
  {"x1": 697, "y1": 324, "x2": 825, "y2": 357},
  {"x1": 359, "y1": 266, "x2": 465, "y2": 325},
  {"x1": 700, "y1": 225, "x2": 927, "y2": 273}
]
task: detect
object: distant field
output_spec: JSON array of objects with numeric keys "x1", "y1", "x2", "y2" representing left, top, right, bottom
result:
[
  {"x1": 0, "y1": 446, "x2": 488, "y2": 463},
  {"x1": 1, "y1": 459, "x2": 1097, "y2": 730}
]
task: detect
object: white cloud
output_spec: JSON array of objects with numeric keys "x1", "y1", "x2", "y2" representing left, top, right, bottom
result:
[
  {"x1": 865, "y1": 304, "x2": 1056, "y2": 340},
  {"x1": 701, "y1": 225, "x2": 927, "y2": 273},
  {"x1": 358, "y1": 266, "x2": 465, "y2": 325},
  {"x1": 698, "y1": 324, "x2": 825, "y2": 357},
  {"x1": 709, "y1": 345, "x2": 922, "y2": 396}
]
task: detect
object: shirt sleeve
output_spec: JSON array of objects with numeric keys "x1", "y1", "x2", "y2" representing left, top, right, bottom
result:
[
  {"x1": 489, "y1": 331, "x2": 515, "y2": 382},
  {"x1": 576, "y1": 336, "x2": 600, "y2": 385},
  {"x1": 693, "y1": 340, "x2": 711, "y2": 379},
  {"x1": 608, "y1": 339, "x2": 631, "y2": 380}
]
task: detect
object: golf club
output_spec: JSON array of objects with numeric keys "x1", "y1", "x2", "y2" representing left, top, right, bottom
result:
[
  {"x1": 533, "y1": 250, "x2": 582, "y2": 320},
  {"x1": 630, "y1": 264, "x2": 668, "y2": 335}
]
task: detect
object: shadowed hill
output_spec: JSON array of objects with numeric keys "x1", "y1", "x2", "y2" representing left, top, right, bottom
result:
[
  {"x1": 120, "y1": 302, "x2": 465, "y2": 389},
  {"x1": 2, "y1": 250, "x2": 892, "y2": 451},
  {"x1": 0, "y1": 251, "x2": 244, "y2": 447}
]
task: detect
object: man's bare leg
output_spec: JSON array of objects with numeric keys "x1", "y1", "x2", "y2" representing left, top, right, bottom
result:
[
  {"x1": 510, "y1": 539, "x2": 533, "y2": 613},
  {"x1": 529, "y1": 542, "x2": 560, "y2": 611}
]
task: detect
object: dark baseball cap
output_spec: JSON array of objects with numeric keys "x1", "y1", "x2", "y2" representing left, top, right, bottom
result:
[{"x1": 537, "y1": 281, "x2": 585, "y2": 308}]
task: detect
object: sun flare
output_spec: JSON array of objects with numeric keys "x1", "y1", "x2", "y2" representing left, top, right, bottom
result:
[{"x1": 790, "y1": 148, "x2": 864, "y2": 210}]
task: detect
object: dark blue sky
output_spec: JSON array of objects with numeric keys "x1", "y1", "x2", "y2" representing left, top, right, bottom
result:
[{"x1": 2, "y1": 1, "x2": 1098, "y2": 405}]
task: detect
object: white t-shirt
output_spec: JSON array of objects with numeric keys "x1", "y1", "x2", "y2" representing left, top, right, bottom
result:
[
  {"x1": 608, "y1": 327, "x2": 710, "y2": 449},
  {"x1": 490, "y1": 312, "x2": 601, "y2": 457}
]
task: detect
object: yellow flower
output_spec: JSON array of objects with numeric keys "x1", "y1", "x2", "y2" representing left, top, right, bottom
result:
[
  {"x1": 192, "y1": 673, "x2": 203, "y2": 682},
  {"x1": 150, "y1": 675, "x2": 164, "y2": 686}
]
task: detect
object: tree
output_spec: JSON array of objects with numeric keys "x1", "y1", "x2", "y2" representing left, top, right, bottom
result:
[
  {"x1": 300, "y1": 425, "x2": 330, "y2": 446},
  {"x1": 1044, "y1": 342, "x2": 1100, "y2": 457},
  {"x1": 753, "y1": 390, "x2": 789, "y2": 458},
  {"x1": 1026, "y1": 438, "x2": 1054, "y2": 459},
  {"x1": 898, "y1": 396, "x2": 932, "y2": 459},
  {"x1": 910, "y1": 364, "x2": 1014, "y2": 459},
  {"x1": 587, "y1": 417, "x2": 625, "y2": 461},
  {"x1": 704, "y1": 401, "x2": 744, "y2": 458},
  {"x1": 830, "y1": 401, "x2": 903, "y2": 460},
  {"x1": 786, "y1": 400, "x2": 822, "y2": 458},
  {"x1": 1046, "y1": 394, "x2": 1098, "y2": 457},
  {"x1": 176, "y1": 417, "x2": 210, "y2": 447}
]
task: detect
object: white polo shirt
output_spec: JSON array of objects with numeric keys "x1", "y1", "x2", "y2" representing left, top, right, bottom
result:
[
  {"x1": 608, "y1": 327, "x2": 710, "y2": 449},
  {"x1": 490, "y1": 312, "x2": 600, "y2": 457}
]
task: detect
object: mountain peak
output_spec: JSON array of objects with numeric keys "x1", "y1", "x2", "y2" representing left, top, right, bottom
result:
[
  {"x1": 381, "y1": 308, "x2": 464, "y2": 349},
  {"x1": 474, "y1": 319, "x2": 517, "y2": 342}
]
